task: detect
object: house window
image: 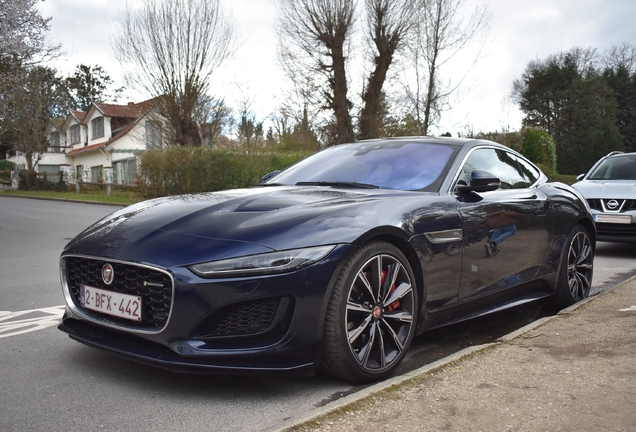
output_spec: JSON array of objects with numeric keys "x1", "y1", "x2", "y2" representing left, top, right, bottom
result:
[
  {"x1": 38, "y1": 165, "x2": 61, "y2": 175},
  {"x1": 76, "y1": 165, "x2": 84, "y2": 182},
  {"x1": 91, "y1": 165, "x2": 103, "y2": 183},
  {"x1": 114, "y1": 158, "x2": 137, "y2": 185},
  {"x1": 50, "y1": 132, "x2": 60, "y2": 153},
  {"x1": 70, "y1": 125, "x2": 81, "y2": 144},
  {"x1": 92, "y1": 117, "x2": 104, "y2": 139},
  {"x1": 146, "y1": 121, "x2": 162, "y2": 149}
]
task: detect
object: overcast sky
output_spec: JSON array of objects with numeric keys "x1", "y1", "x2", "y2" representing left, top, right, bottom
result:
[{"x1": 38, "y1": 0, "x2": 636, "y2": 137}]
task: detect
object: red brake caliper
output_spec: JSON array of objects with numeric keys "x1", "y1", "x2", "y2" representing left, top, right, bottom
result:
[{"x1": 381, "y1": 270, "x2": 401, "y2": 312}]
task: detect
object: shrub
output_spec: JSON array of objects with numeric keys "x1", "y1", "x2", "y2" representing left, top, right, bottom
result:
[
  {"x1": 17, "y1": 170, "x2": 67, "y2": 191},
  {"x1": 138, "y1": 148, "x2": 311, "y2": 198},
  {"x1": 521, "y1": 128, "x2": 557, "y2": 177},
  {"x1": 0, "y1": 159, "x2": 15, "y2": 183}
]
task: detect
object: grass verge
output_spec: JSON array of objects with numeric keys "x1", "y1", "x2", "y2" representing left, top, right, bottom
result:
[{"x1": 0, "y1": 189, "x2": 140, "y2": 206}]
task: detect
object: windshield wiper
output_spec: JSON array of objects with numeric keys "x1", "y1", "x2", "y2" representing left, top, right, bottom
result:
[{"x1": 295, "y1": 181, "x2": 380, "y2": 189}]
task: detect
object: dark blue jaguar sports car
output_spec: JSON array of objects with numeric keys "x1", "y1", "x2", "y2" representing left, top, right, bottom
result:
[{"x1": 58, "y1": 137, "x2": 595, "y2": 383}]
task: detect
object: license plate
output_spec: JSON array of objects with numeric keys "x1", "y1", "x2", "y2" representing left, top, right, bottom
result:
[
  {"x1": 80, "y1": 285, "x2": 142, "y2": 322},
  {"x1": 594, "y1": 214, "x2": 632, "y2": 224}
]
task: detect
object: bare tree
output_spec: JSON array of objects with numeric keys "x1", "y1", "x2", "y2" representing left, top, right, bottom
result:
[
  {"x1": 603, "y1": 43, "x2": 636, "y2": 75},
  {"x1": 200, "y1": 98, "x2": 233, "y2": 148},
  {"x1": 1, "y1": 1, "x2": 63, "y2": 175},
  {"x1": 358, "y1": 0, "x2": 417, "y2": 139},
  {"x1": 3, "y1": 66, "x2": 70, "y2": 174},
  {"x1": 402, "y1": 0, "x2": 490, "y2": 135},
  {"x1": 114, "y1": 0, "x2": 235, "y2": 146},
  {"x1": 0, "y1": 0, "x2": 52, "y2": 62},
  {"x1": 277, "y1": 0, "x2": 356, "y2": 145}
]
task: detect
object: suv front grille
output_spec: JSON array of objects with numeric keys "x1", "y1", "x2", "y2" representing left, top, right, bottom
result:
[
  {"x1": 65, "y1": 256, "x2": 173, "y2": 331},
  {"x1": 596, "y1": 223, "x2": 636, "y2": 236},
  {"x1": 587, "y1": 199, "x2": 636, "y2": 213}
]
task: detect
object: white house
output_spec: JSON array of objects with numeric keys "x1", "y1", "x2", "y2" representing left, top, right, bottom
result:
[{"x1": 8, "y1": 98, "x2": 160, "y2": 185}]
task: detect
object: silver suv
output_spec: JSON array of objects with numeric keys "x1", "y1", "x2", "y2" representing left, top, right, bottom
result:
[{"x1": 573, "y1": 151, "x2": 636, "y2": 243}]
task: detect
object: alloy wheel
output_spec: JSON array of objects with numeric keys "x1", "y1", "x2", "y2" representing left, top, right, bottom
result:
[
  {"x1": 345, "y1": 254, "x2": 415, "y2": 373},
  {"x1": 567, "y1": 231, "x2": 593, "y2": 301}
]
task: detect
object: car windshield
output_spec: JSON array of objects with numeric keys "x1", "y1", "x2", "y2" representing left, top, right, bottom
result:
[
  {"x1": 265, "y1": 141, "x2": 456, "y2": 191},
  {"x1": 588, "y1": 154, "x2": 636, "y2": 180}
]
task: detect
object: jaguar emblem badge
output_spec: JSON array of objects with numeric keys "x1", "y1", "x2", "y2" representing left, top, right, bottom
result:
[{"x1": 102, "y1": 263, "x2": 114, "y2": 285}]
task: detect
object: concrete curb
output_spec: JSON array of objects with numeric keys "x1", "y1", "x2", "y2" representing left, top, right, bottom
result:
[
  {"x1": 274, "y1": 277, "x2": 636, "y2": 432},
  {"x1": 273, "y1": 343, "x2": 496, "y2": 432}
]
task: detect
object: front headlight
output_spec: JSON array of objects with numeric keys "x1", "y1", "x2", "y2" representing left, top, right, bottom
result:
[{"x1": 188, "y1": 245, "x2": 336, "y2": 278}]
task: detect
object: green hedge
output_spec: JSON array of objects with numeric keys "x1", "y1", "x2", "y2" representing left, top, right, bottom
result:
[
  {"x1": 0, "y1": 159, "x2": 15, "y2": 183},
  {"x1": 17, "y1": 170, "x2": 67, "y2": 192},
  {"x1": 138, "y1": 147, "x2": 311, "y2": 198}
]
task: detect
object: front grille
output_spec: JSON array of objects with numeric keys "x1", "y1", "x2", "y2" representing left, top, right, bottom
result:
[
  {"x1": 65, "y1": 256, "x2": 173, "y2": 330},
  {"x1": 587, "y1": 199, "x2": 602, "y2": 211},
  {"x1": 210, "y1": 299, "x2": 281, "y2": 336},
  {"x1": 587, "y1": 199, "x2": 636, "y2": 212}
]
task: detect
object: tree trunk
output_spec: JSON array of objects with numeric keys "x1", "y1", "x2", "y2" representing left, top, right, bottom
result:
[
  {"x1": 331, "y1": 44, "x2": 354, "y2": 144},
  {"x1": 359, "y1": 40, "x2": 397, "y2": 139}
]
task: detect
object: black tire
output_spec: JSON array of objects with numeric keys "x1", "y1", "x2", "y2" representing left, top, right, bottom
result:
[
  {"x1": 320, "y1": 241, "x2": 418, "y2": 383},
  {"x1": 551, "y1": 225, "x2": 594, "y2": 308}
]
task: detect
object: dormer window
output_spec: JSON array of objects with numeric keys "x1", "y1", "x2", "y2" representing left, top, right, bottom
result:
[
  {"x1": 92, "y1": 117, "x2": 104, "y2": 139},
  {"x1": 70, "y1": 125, "x2": 81, "y2": 144}
]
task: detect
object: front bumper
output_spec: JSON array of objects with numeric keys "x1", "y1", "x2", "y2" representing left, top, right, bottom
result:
[
  {"x1": 58, "y1": 318, "x2": 315, "y2": 375},
  {"x1": 593, "y1": 215, "x2": 636, "y2": 243},
  {"x1": 58, "y1": 244, "x2": 351, "y2": 375}
]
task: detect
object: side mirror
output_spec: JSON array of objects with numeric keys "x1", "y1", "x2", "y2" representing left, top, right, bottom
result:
[
  {"x1": 456, "y1": 169, "x2": 501, "y2": 193},
  {"x1": 576, "y1": 173, "x2": 585, "y2": 181},
  {"x1": 261, "y1": 170, "x2": 281, "y2": 184}
]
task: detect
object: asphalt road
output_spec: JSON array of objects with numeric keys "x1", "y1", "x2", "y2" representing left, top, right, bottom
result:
[{"x1": 1, "y1": 196, "x2": 635, "y2": 431}]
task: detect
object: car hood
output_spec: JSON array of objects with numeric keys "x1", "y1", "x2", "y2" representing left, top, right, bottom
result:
[
  {"x1": 572, "y1": 180, "x2": 636, "y2": 199},
  {"x1": 64, "y1": 186, "x2": 424, "y2": 268}
]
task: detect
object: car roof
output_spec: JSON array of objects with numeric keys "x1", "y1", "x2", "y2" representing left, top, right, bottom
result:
[
  {"x1": 353, "y1": 136, "x2": 498, "y2": 149},
  {"x1": 606, "y1": 151, "x2": 636, "y2": 159}
]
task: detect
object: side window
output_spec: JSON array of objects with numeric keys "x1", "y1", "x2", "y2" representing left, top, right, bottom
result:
[
  {"x1": 461, "y1": 148, "x2": 528, "y2": 190},
  {"x1": 514, "y1": 155, "x2": 541, "y2": 186}
]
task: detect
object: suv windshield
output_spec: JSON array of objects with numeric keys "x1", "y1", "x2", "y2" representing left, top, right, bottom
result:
[
  {"x1": 265, "y1": 141, "x2": 456, "y2": 191},
  {"x1": 588, "y1": 154, "x2": 636, "y2": 180}
]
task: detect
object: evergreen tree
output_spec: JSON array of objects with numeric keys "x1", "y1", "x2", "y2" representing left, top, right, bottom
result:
[
  {"x1": 603, "y1": 65, "x2": 636, "y2": 153},
  {"x1": 65, "y1": 64, "x2": 123, "y2": 111},
  {"x1": 514, "y1": 48, "x2": 624, "y2": 174}
]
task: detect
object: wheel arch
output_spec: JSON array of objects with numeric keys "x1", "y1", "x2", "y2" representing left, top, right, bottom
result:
[{"x1": 577, "y1": 216, "x2": 596, "y2": 248}]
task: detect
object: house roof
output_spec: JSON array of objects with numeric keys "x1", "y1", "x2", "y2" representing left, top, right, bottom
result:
[
  {"x1": 62, "y1": 110, "x2": 87, "y2": 131},
  {"x1": 71, "y1": 111, "x2": 86, "y2": 122},
  {"x1": 67, "y1": 98, "x2": 159, "y2": 156},
  {"x1": 92, "y1": 99, "x2": 158, "y2": 121}
]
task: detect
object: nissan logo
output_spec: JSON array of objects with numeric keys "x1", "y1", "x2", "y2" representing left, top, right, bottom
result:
[
  {"x1": 102, "y1": 263, "x2": 115, "y2": 285},
  {"x1": 606, "y1": 199, "x2": 620, "y2": 210}
]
